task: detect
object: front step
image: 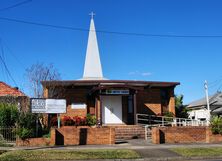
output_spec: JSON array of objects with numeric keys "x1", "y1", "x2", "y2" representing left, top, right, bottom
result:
[{"x1": 114, "y1": 125, "x2": 145, "y2": 140}]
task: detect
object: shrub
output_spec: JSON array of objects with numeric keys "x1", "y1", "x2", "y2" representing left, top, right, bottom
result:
[
  {"x1": 163, "y1": 111, "x2": 174, "y2": 122},
  {"x1": 0, "y1": 103, "x2": 19, "y2": 127},
  {"x1": 61, "y1": 114, "x2": 96, "y2": 126},
  {"x1": 16, "y1": 112, "x2": 40, "y2": 139},
  {"x1": 73, "y1": 116, "x2": 86, "y2": 126},
  {"x1": 16, "y1": 128, "x2": 34, "y2": 140},
  {"x1": 50, "y1": 116, "x2": 58, "y2": 127},
  {"x1": 86, "y1": 114, "x2": 96, "y2": 126},
  {"x1": 62, "y1": 116, "x2": 74, "y2": 126},
  {"x1": 211, "y1": 116, "x2": 222, "y2": 134}
]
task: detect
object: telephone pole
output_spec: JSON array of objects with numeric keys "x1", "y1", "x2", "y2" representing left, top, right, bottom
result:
[{"x1": 204, "y1": 80, "x2": 210, "y2": 125}]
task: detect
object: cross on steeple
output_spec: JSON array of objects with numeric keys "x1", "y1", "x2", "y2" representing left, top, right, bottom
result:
[{"x1": 89, "y1": 11, "x2": 95, "y2": 19}]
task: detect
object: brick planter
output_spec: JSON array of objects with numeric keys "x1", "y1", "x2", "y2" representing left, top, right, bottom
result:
[
  {"x1": 16, "y1": 126, "x2": 115, "y2": 146},
  {"x1": 16, "y1": 137, "x2": 51, "y2": 146},
  {"x1": 50, "y1": 126, "x2": 115, "y2": 146}
]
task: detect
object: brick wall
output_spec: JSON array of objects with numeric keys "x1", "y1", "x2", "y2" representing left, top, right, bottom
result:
[
  {"x1": 16, "y1": 138, "x2": 51, "y2": 146},
  {"x1": 136, "y1": 88, "x2": 175, "y2": 116},
  {"x1": 0, "y1": 96, "x2": 29, "y2": 112},
  {"x1": 152, "y1": 127, "x2": 207, "y2": 144},
  {"x1": 206, "y1": 128, "x2": 222, "y2": 143},
  {"x1": 137, "y1": 89, "x2": 162, "y2": 115},
  {"x1": 43, "y1": 85, "x2": 176, "y2": 123},
  {"x1": 152, "y1": 126, "x2": 222, "y2": 144},
  {"x1": 50, "y1": 126, "x2": 115, "y2": 145}
]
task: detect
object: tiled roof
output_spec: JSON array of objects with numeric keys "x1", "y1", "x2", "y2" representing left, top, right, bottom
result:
[
  {"x1": 0, "y1": 81, "x2": 25, "y2": 97},
  {"x1": 187, "y1": 92, "x2": 222, "y2": 109}
]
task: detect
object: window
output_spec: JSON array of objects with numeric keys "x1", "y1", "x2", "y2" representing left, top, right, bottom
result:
[{"x1": 71, "y1": 103, "x2": 86, "y2": 109}]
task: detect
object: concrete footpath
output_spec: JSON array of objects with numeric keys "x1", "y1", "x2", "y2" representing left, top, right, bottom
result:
[{"x1": 1, "y1": 139, "x2": 222, "y2": 160}]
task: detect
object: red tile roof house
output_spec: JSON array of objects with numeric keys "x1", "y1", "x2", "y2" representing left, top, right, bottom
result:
[{"x1": 0, "y1": 81, "x2": 29, "y2": 112}]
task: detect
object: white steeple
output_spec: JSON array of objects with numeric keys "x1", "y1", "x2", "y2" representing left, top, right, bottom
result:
[{"x1": 82, "y1": 12, "x2": 105, "y2": 80}]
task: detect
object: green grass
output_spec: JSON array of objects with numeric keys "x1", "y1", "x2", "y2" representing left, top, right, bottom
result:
[
  {"x1": 171, "y1": 147, "x2": 222, "y2": 157},
  {"x1": 0, "y1": 149, "x2": 141, "y2": 161}
]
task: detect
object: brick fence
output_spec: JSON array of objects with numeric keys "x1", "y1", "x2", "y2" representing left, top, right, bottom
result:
[
  {"x1": 16, "y1": 126, "x2": 115, "y2": 146},
  {"x1": 50, "y1": 126, "x2": 115, "y2": 145},
  {"x1": 16, "y1": 138, "x2": 51, "y2": 146},
  {"x1": 152, "y1": 126, "x2": 222, "y2": 144}
]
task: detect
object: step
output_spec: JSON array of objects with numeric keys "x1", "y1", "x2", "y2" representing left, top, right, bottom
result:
[{"x1": 114, "y1": 125, "x2": 146, "y2": 140}]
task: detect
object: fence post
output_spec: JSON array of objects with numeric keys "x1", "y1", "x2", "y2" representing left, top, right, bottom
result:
[
  {"x1": 162, "y1": 117, "x2": 164, "y2": 126},
  {"x1": 136, "y1": 114, "x2": 138, "y2": 124}
]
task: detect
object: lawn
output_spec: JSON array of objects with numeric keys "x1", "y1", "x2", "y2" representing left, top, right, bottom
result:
[
  {"x1": 171, "y1": 147, "x2": 222, "y2": 157},
  {"x1": 0, "y1": 149, "x2": 141, "y2": 161}
]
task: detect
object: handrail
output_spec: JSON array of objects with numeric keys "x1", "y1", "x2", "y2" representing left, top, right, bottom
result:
[
  {"x1": 137, "y1": 113, "x2": 210, "y2": 140},
  {"x1": 136, "y1": 113, "x2": 209, "y2": 127}
]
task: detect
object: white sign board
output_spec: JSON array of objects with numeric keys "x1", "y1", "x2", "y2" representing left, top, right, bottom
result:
[
  {"x1": 46, "y1": 99, "x2": 66, "y2": 113},
  {"x1": 31, "y1": 98, "x2": 66, "y2": 114},
  {"x1": 31, "y1": 99, "x2": 46, "y2": 113},
  {"x1": 105, "y1": 90, "x2": 129, "y2": 95},
  {"x1": 71, "y1": 103, "x2": 86, "y2": 109}
]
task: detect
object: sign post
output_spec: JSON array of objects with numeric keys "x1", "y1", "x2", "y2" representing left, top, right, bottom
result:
[
  {"x1": 57, "y1": 114, "x2": 60, "y2": 128},
  {"x1": 36, "y1": 114, "x2": 38, "y2": 137},
  {"x1": 31, "y1": 98, "x2": 66, "y2": 129}
]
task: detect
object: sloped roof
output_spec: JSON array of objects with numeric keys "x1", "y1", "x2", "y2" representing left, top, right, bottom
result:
[
  {"x1": 42, "y1": 80, "x2": 180, "y2": 88},
  {"x1": 0, "y1": 81, "x2": 25, "y2": 97},
  {"x1": 187, "y1": 92, "x2": 222, "y2": 109}
]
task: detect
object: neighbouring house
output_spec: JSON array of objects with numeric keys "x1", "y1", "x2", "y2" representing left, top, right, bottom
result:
[
  {"x1": 0, "y1": 81, "x2": 29, "y2": 112},
  {"x1": 42, "y1": 15, "x2": 180, "y2": 126},
  {"x1": 187, "y1": 91, "x2": 222, "y2": 120}
]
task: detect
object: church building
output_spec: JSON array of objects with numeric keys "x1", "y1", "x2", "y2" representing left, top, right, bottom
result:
[{"x1": 42, "y1": 14, "x2": 180, "y2": 125}]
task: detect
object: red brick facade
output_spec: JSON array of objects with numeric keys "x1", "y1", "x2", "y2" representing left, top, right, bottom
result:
[{"x1": 42, "y1": 80, "x2": 179, "y2": 126}]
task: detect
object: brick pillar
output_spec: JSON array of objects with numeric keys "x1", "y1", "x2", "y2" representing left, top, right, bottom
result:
[
  {"x1": 134, "y1": 91, "x2": 137, "y2": 124},
  {"x1": 206, "y1": 127, "x2": 210, "y2": 143},
  {"x1": 96, "y1": 96, "x2": 102, "y2": 124},
  {"x1": 152, "y1": 127, "x2": 160, "y2": 144},
  {"x1": 168, "y1": 89, "x2": 175, "y2": 115},
  {"x1": 50, "y1": 128, "x2": 56, "y2": 145},
  {"x1": 99, "y1": 95, "x2": 102, "y2": 125},
  {"x1": 43, "y1": 87, "x2": 48, "y2": 98}
]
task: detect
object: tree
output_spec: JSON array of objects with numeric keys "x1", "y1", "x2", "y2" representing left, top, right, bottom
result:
[
  {"x1": 25, "y1": 62, "x2": 61, "y2": 98},
  {"x1": 175, "y1": 94, "x2": 188, "y2": 118}
]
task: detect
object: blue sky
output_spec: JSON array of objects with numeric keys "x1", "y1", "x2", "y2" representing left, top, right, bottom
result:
[{"x1": 0, "y1": 0, "x2": 222, "y2": 103}]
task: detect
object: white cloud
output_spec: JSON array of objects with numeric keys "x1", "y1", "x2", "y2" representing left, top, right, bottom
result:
[
  {"x1": 141, "y1": 72, "x2": 152, "y2": 76},
  {"x1": 128, "y1": 71, "x2": 152, "y2": 77}
]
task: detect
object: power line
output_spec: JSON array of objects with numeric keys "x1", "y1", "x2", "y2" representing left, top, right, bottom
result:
[
  {"x1": 0, "y1": 44, "x2": 18, "y2": 86},
  {"x1": 0, "y1": 0, "x2": 32, "y2": 12},
  {"x1": 0, "y1": 16, "x2": 222, "y2": 38},
  {"x1": 0, "y1": 37, "x2": 26, "y2": 70}
]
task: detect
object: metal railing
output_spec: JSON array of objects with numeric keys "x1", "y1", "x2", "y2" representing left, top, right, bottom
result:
[
  {"x1": 0, "y1": 127, "x2": 17, "y2": 143},
  {"x1": 136, "y1": 114, "x2": 209, "y2": 140},
  {"x1": 136, "y1": 113, "x2": 209, "y2": 127}
]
